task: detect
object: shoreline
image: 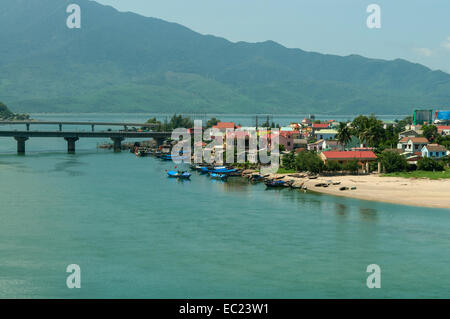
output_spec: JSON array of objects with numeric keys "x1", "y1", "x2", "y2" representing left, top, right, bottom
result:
[{"x1": 267, "y1": 173, "x2": 450, "y2": 209}]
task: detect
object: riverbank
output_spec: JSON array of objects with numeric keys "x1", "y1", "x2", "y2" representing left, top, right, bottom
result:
[{"x1": 267, "y1": 173, "x2": 450, "y2": 209}]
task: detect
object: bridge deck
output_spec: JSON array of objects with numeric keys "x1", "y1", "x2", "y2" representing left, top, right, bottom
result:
[
  {"x1": 0, "y1": 121, "x2": 158, "y2": 127},
  {"x1": 0, "y1": 131, "x2": 171, "y2": 138}
]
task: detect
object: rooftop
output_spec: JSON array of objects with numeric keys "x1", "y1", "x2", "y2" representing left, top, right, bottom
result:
[
  {"x1": 322, "y1": 150, "x2": 377, "y2": 160},
  {"x1": 312, "y1": 123, "x2": 330, "y2": 129},
  {"x1": 399, "y1": 137, "x2": 429, "y2": 143},
  {"x1": 423, "y1": 144, "x2": 447, "y2": 152}
]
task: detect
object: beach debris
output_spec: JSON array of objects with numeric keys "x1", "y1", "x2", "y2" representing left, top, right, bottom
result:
[
  {"x1": 339, "y1": 187, "x2": 349, "y2": 191},
  {"x1": 351, "y1": 186, "x2": 357, "y2": 190},
  {"x1": 315, "y1": 183, "x2": 329, "y2": 187}
]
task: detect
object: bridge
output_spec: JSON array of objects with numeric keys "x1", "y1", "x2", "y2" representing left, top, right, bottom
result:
[{"x1": 0, "y1": 121, "x2": 172, "y2": 154}]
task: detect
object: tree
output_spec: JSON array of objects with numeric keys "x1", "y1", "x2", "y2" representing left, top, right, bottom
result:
[
  {"x1": 295, "y1": 151, "x2": 324, "y2": 174},
  {"x1": 326, "y1": 160, "x2": 342, "y2": 172},
  {"x1": 380, "y1": 151, "x2": 408, "y2": 173},
  {"x1": 343, "y1": 160, "x2": 359, "y2": 174},
  {"x1": 282, "y1": 152, "x2": 296, "y2": 170},
  {"x1": 168, "y1": 114, "x2": 194, "y2": 130},
  {"x1": 336, "y1": 122, "x2": 352, "y2": 149},
  {"x1": 206, "y1": 117, "x2": 220, "y2": 128},
  {"x1": 418, "y1": 157, "x2": 445, "y2": 171},
  {"x1": 422, "y1": 124, "x2": 438, "y2": 142}
]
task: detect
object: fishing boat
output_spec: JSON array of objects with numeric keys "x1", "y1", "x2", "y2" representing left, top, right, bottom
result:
[
  {"x1": 160, "y1": 154, "x2": 189, "y2": 161},
  {"x1": 200, "y1": 167, "x2": 238, "y2": 174},
  {"x1": 264, "y1": 180, "x2": 287, "y2": 188},
  {"x1": 249, "y1": 174, "x2": 264, "y2": 182},
  {"x1": 209, "y1": 173, "x2": 227, "y2": 180},
  {"x1": 167, "y1": 170, "x2": 191, "y2": 179}
]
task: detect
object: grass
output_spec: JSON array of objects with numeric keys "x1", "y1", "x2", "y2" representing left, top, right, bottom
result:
[
  {"x1": 383, "y1": 168, "x2": 450, "y2": 180},
  {"x1": 277, "y1": 168, "x2": 297, "y2": 174}
]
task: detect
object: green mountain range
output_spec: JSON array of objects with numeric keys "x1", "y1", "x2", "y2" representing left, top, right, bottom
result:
[{"x1": 1, "y1": 0, "x2": 449, "y2": 114}]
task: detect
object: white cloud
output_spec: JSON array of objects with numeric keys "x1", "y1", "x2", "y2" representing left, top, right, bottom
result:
[
  {"x1": 441, "y1": 37, "x2": 450, "y2": 51},
  {"x1": 413, "y1": 47, "x2": 433, "y2": 57}
]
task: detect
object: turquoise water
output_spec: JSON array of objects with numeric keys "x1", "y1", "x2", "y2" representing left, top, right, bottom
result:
[{"x1": 0, "y1": 114, "x2": 449, "y2": 298}]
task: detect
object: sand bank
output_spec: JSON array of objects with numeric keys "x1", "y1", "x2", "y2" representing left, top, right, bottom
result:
[{"x1": 270, "y1": 174, "x2": 450, "y2": 209}]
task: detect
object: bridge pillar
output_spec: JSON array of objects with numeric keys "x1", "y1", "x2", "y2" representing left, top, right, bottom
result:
[
  {"x1": 91, "y1": 125, "x2": 95, "y2": 132},
  {"x1": 59, "y1": 124, "x2": 63, "y2": 132},
  {"x1": 64, "y1": 137, "x2": 79, "y2": 154},
  {"x1": 111, "y1": 137, "x2": 125, "y2": 152},
  {"x1": 154, "y1": 137, "x2": 166, "y2": 148},
  {"x1": 26, "y1": 123, "x2": 30, "y2": 131},
  {"x1": 14, "y1": 137, "x2": 29, "y2": 155}
]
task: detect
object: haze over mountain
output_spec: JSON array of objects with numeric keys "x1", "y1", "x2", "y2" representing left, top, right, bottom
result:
[{"x1": 1, "y1": 0, "x2": 449, "y2": 115}]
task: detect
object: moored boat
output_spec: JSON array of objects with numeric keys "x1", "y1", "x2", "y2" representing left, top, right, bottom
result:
[
  {"x1": 209, "y1": 173, "x2": 228, "y2": 180},
  {"x1": 167, "y1": 170, "x2": 191, "y2": 179},
  {"x1": 265, "y1": 180, "x2": 287, "y2": 188}
]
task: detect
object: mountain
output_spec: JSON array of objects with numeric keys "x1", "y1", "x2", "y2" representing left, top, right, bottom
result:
[{"x1": 0, "y1": 0, "x2": 449, "y2": 115}]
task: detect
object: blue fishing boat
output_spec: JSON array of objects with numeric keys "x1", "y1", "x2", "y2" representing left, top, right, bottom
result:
[
  {"x1": 167, "y1": 170, "x2": 191, "y2": 179},
  {"x1": 161, "y1": 154, "x2": 188, "y2": 161},
  {"x1": 209, "y1": 173, "x2": 227, "y2": 180},
  {"x1": 210, "y1": 168, "x2": 238, "y2": 174}
]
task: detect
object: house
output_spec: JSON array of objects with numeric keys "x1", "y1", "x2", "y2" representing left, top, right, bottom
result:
[
  {"x1": 307, "y1": 139, "x2": 325, "y2": 152},
  {"x1": 279, "y1": 131, "x2": 294, "y2": 152},
  {"x1": 323, "y1": 140, "x2": 341, "y2": 151},
  {"x1": 312, "y1": 123, "x2": 331, "y2": 130},
  {"x1": 212, "y1": 122, "x2": 236, "y2": 132},
  {"x1": 399, "y1": 129, "x2": 419, "y2": 139},
  {"x1": 301, "y1": 118, "x2": 312, "y2": 126},
  {"x1": 406, "y1": 152, "x2": 423, "y2": 165},
  {"x1": 314, "y1": 129, "x2": 338, "y2": 140},
  {"x1": 293, "y1": 139, "x2": 308, "y2": 150},
  {"x1": 421, "y1": 144, "x2": 448, "y2": 159},
  {"x1": 320, "y1": 151, "x2": 378, "y2": 172},
  {"x1": 437, "y1": 126, "x2": 450, "y2": 136},
  {"x1": 397, "y1": 137, "x2": 429, "y2": 153},
  {"x1": 320, "y1": 151, "x2": 378, "y2": 164}
]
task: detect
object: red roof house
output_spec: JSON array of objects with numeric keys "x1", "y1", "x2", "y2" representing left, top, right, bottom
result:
[
  {"x1": 312, "y1": 123, "x2": 331, "y2": 129},
  {"x1": 213, "y1": 122, "x2": 236, "y2": 131},
  {"x1": 320, "y1": 150, "x2": 377, "y2": 163}
]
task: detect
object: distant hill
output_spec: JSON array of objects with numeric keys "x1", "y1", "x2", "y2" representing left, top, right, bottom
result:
[{"x1": 0, "y1": 0, "x2": 449, "y2": 114}]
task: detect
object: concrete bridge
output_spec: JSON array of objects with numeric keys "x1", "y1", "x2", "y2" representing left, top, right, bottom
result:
[{"x1": 0, "y1": 121, "x2": 172, "y2": 154}]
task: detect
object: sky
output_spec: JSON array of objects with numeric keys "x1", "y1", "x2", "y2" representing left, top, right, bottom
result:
[{"x1": 94, "y1": 0, "x2": 450, "y2": 73}]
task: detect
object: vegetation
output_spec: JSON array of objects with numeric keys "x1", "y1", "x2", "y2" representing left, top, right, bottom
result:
[
  {"x1": 417, "y1": 157, "x2": 445, "y2": 171},
  {"x1": 146, "y1": 114, "x2": 194, "y2": 131},
  {"x1": 0, "y1": 101, "x2": 29, "y2": 120},
  {"x1": 383, "y1": 168, "x2": 450, "y2": 180},
  {"x1": 380, "y1": 151, "x2": 408, "y2": 173},
  {"x1": 206, "y1": 117, "x2": 220, "y2": 128},
  {"x1": 336, "y1": 122, "x2": 352, "y2": 148},
  {"x1": 422, "y1": 124, "x2": 439, "y2": 142}
]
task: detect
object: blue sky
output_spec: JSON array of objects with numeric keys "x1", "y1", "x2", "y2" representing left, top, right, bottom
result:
[{"x1": 95, "y1": 0, "x2": 450, "y2": 73}]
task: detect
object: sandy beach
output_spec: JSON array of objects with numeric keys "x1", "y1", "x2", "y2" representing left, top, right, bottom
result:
[{"x1": 270, "y1": 173, "x2": 450, "y2": 209}]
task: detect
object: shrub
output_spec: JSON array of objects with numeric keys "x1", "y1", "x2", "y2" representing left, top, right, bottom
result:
[
  {"x1": 295, "y1": 151, "x2": 324, "y2": 174},
  {"x1": 343, "y1": 160, "x2": 359, "y2": 174},
  {"x1": 282, "y1": 152, "x2": 296, "y2": 170},
  {"x1": 381, "y1": 151, "x2": 408, "y2": 173},
  {"x1": 418, "y1": 157, "x2": 445, "y2": 171},
  {"x1": 326, "y1": 160, "x2": 342, "y2": 172}
]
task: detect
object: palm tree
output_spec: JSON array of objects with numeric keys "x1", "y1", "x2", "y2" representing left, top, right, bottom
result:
[{"x1": 336, "y1": 122, "x2": 352, "y2": 150}]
